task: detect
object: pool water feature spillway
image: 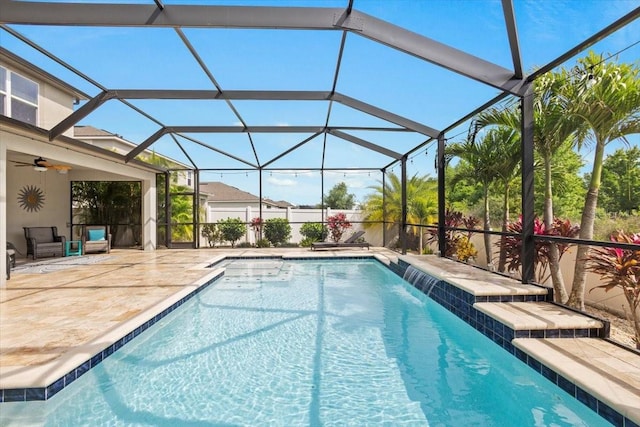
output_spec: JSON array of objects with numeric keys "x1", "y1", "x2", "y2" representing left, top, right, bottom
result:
[{"x1": 394, "y1": 256, "x2": 640, "y2": 426}]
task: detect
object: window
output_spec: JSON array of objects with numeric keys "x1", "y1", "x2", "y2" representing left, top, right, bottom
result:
[
  {"x1": 187, "y1": 171, "x2": 192, "y2": 186},
  {"x1": 0, "y1": 66, "x2": 38, "y2": 125}
]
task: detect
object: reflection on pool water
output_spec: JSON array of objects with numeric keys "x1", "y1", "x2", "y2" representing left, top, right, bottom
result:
[{"x1": 1, "y1": 259, "x2": 609, "y2": 426}]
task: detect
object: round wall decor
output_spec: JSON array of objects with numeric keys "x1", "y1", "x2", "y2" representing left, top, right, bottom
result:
[{"x1": 18, "y1": 185, "x2": 45, "y2": 212}]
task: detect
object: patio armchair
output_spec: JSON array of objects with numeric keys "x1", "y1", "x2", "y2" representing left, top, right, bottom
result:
[
  {"x1": 24, "y1": 226, "x2": 66, "y2": 260},
  {"x1": 6, "y1": 242, "x2": 17, "y2": 280},
  {"x1": 81, "y1": 225, "x2": 111, "y2": 255}
]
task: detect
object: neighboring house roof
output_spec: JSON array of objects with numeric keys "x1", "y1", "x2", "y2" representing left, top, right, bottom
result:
[
  {"x1": 270, "y1": 199, "x2": 295, "y2": 208},
  {"x1": 73, "y1": 125, "x2": 117, "y2": 138},
  {"x1": 200, "y1": 182, "x2": 293, "y2": 207}
]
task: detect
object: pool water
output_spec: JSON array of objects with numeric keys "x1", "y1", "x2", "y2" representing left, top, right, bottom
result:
[{"x1": 1, "y1": 259, "x2": 608, "y2": 426}]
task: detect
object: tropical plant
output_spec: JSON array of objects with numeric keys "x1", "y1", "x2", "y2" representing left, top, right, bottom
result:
[
  {"x1": 217, "y1": 217, "x2": 246, "y2": 248},
  {"x1": 501, "y1": 216, "x2": 580, "y2": 285},
  {"x1": 447, "y1": 126, "x2": 518, "y2": 265},
  {"x1": 567, "y1": 52, "x2": 640, "y2": 310},
  {"x1": 425, "y1": 208, "x2": 480, "y2": 258},
  {"x1": 263, "y1": 218, "x2": 291, "y2": 247},
  {"x1": 456, "y1": 236, "x2": 478, "y2": 262},
  {"x1": 327, "y1": 213, "x2": 352, "y2": 242},
  {"x1": 599, "y1": 147, "x2": 640, "y2": 214},
  {"x1": 170, "y1": 185, "x2": 194, "y2": 242},
  {"x1": 200, "y1": 223, "x2": 220, "y2": 248},
  {"x1": 408, "y1": 192, "x2": 438, "y2": 253},
  {"x1": 361, "y1": 172, "x2": 437, "y2": 252},
  {"x1": 486, "y1": 126, "x2": 521, "y2": 271},
  {"x1": 586, "y1": 230, "x2": 640, "y2": 349},
  {"x1": 477, "y1": 68, "x2": 588, "y2": 302},
  {"x1": 323, "y1": 182, "x2": 356, "y2": 209},
  {"x1": 300, "y1": 222, "x2": 329, "y2": 243},
  {"x1": 72, "y1": 181, "x2": 142, "y2": 246}
]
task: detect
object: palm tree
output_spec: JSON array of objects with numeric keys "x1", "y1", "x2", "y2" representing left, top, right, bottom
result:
[
  {"x1": 408, "y1": 188, "x2": 438, "y2": 253},
  {"x1": 476, "y1": 69, "x2": 585, "y2": 302},
  {"x1": 362, "y1": 172, "x2": 437, "y2": 251},
  {"x1": 486, "y1": 127, "x2": 521, "y2": 272},
  {"x1": 447, "y1": 128, "x2": 511, "y2": 266},
  {"x1": 567, "y1": 52, "x2": 640, "y2": 310}
]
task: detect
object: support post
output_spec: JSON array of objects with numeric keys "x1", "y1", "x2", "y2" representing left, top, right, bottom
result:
[
  {"x1": 194, "y1": 169, "x2": 200, "y2": 248},
  {"x1": 400, "y1": 156, "x2": 407, "y2": 255},
  {"x1": 437, "y1": 133, "x2": 446, "y2": 257},
  {"x1": 521, "y1": 82, "x2": 535, "y2": 284},
  {"x1": 382, "y1": 169, "x2": 386, "y2": 247}
]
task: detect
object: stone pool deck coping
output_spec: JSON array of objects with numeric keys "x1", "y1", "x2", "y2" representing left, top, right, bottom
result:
[{"x1": 1, "y1": 248, "x2": 638, "y2": 425}]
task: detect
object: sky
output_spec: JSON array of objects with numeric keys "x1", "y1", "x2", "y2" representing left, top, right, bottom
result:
[{"x1": 2, "y1": 0, "x2": 639, "y2": 206}]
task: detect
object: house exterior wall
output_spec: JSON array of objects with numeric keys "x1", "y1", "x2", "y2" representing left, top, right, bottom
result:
[
  {"x1": 38, "y1": 83, "x2": 75, "y2": 135},
  {"x1": 1, "y1": 58, "x2": 76, "y2": 136}
]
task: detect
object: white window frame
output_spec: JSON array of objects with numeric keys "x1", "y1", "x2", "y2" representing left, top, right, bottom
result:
[{"x1": 0, "y1": 66, "x2": 39, "y2": 126}]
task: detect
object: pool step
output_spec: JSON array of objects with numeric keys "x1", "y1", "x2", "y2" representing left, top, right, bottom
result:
[
  {"x1": 475, "y1": 302, "x2": 605, "y2": 338},
  {"x1": 512, "y1": 338, "x2": 640, "y2": 426}
]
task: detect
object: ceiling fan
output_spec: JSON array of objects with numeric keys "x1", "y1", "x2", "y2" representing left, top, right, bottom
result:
[{"x1": 12, "y1": 157, "x2": 72, "y2": 174}]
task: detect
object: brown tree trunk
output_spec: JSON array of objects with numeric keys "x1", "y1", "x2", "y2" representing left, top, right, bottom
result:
[
  {"x1": 543, "y1": 155, "x2": 568, "y2": 303},
  {"x1": 483, "y1": 187, "x2": 492, "y2": 266},
  {"x1": 568, "y1": 141, "x2": 605, "y2": 310},
  {"x1": 498, "y1": 184, "x2": 509, "y2": 273}
]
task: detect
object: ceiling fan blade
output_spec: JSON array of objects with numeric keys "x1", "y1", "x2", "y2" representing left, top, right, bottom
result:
[{"x1": 10, "y1": 160, "x2": 33, "y2": 167}]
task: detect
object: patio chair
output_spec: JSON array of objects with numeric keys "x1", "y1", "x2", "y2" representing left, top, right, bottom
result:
[
  {"x1": 81, "y1": 225, "x2": 111, "y2": 255},
  {"x1": 311, "y1": 230, "x2": 370, "y2": 250},
  {"x1": 24, "y1": 226, "x2": 66, "y2": 260},
  {"x1": 6, "y1": 242, "x2": 17, "y2": 280}
]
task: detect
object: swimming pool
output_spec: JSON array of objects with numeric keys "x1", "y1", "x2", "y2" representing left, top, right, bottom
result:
[{"x1": 1, "y1": 259, "x2": 609, "y2": 426}]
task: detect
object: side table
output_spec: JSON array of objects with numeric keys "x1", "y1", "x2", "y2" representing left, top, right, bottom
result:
[{"x1": 65, "y1": 240, "x2": 82, "y2": 256}]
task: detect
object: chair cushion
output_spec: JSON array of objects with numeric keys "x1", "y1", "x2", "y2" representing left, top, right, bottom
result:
[
  {"x1": 88, "y1": 229, "x2": 106, "y2": 241},
  {"x1": 29, "y1": 228, "x2": 55, "y2": 243}
]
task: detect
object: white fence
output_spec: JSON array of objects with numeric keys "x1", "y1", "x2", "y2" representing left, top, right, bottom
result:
[{"x1": 206, "y1": 206, "x2": 379, "y2": 246}]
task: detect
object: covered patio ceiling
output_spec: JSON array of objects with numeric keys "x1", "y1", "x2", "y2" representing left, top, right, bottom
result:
[{"x1": 1, "y1": 0, "x2": 637, "y2": 177}]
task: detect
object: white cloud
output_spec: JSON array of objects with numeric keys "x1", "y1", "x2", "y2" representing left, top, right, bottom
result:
[{"x1": 267, "y1": 176, "x2": 296, "y2": 186}]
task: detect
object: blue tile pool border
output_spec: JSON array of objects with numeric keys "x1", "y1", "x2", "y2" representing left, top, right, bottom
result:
[{"x1": 391, "y1": 258, "x2": 634, "y2": 427}]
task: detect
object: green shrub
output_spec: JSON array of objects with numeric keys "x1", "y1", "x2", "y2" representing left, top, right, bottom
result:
[
  {"x1": 256, "y1": 238, "x2": 271, "y2": 248},
  {"x1": 300, "y1": 237, "x2": 315, "y2": 247},
  {"x1": 236, "y1": 241, "x2": 253, "y2": 248},
  {"x1": 200, "y1": 223, "x2": 220, "y2": 247},
  {"x1": 263, "y1": 218, "x2": 291, "y2": 247},
  {"x1": 217, "y1": 217, "x2": 247, "y2": 248},
  {"x1": 300, "y1": 222, "x2": 328, "y2": 242}
]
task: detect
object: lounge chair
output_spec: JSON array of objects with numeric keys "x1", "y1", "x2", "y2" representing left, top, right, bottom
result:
[{"x1": 311, "y1": 230, "x2": 370, "y2": 250}]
